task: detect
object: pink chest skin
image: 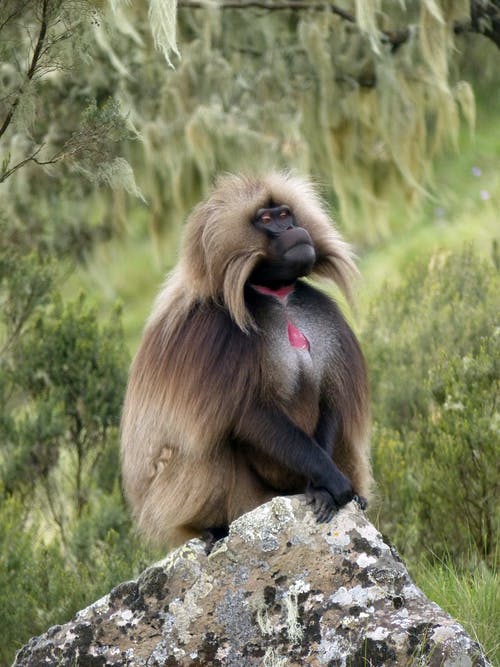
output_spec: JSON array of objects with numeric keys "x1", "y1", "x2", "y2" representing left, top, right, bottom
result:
[
  {"x1": 251, "y1": 284, "x2": 311, "y2": 351},
  {"x1": 287, "y1": 321, "x2": 310, "y2": 351}
]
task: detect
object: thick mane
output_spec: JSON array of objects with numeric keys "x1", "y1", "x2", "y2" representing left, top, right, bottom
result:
[{"x1": 152, "y1": 172, "x2": 358, "y2": 333}]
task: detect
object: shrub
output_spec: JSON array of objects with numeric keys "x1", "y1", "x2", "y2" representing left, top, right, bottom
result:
[
  {"x1": 0, "y1": 227, "x2": 162, "y2": 666},
  {"x1": 0, "y1": 493, "x2": 157, "y2": 667},
  {"x1": 364, "y1": 247, "x2": 499, "y2": 563}
]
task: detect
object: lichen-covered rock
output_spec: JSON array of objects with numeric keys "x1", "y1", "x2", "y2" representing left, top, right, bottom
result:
[{"x1": 13, "y1": 497, "x2": 490, "y2": 666}]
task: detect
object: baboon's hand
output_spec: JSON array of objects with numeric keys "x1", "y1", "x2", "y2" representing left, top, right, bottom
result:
[
  {"x1": 306, "y1": 486, "x2": 337, "y2": 523},
  {"x1": 353, "y1": 494, "x2": 368, "y2": 510},
  {"x1": 306, "y1": 482, "x2": 355, "y2": 523}
]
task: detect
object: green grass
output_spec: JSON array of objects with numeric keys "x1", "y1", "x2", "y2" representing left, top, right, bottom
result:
[{"x1": 410, "y1": 556, "x2": 500, "y2": 666}]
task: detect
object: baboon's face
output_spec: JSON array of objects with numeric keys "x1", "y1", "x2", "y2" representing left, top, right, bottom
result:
[{"x1": 249, "y1": 203, "x2": 316, "y2": 287}]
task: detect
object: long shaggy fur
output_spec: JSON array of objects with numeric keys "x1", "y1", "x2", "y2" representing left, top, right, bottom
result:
[{"x1": 121, "y1": 172, "x2": 372, "y2": 547}]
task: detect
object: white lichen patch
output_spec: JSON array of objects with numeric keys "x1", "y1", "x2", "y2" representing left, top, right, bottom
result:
[
  {"x1": 323, "y1": 509, "x2": 361, "y2": 549},
  {"x1": 256, "y1": 604, "x2": 274, "y2": 637},
  {"x1": 149, "y1": 637, "x2": 187, "y2": 664},
  {"x1": 337, "y1": 613, "x2": 369, "y2": 629},
  {"x1": 76, "y1": 593, "x2": 110, "y2": 621},
  {"x1": 356, "y1": 553, "x2": 378, "y2": 568},
  {"x1": 330, "y1": 587, "x2": 352, "y2": 606},
  {"x1": 215, "y1": 642, "x2": 231, "y2": 660},
  {"x1": 319, "y1": 626, "x2": 352, "y2": 666},
  {"x1": 391, "y1": 630, "x2": 409, "y2": 648},
  {"x1": 61, "y1": 629, "x2": 78, "y2": 648},
  {"x1": 330, "y1": 584, "x2": 385, "y2": 609},
  {"x1": 125, "y1": 648, "x2": 138, "y2": 661},
  {"x1": 191, "y1": 571, "x2": 214, "y2": 600},
  {"x1": 112, "y1": 608, "x2": 138, "y2": 628},
  {"x1": 386, "y1": 608, "x2": 424, "y2": 634},
  {"x1": 444, "y1": 656, "x2": 473, "y2": 667},
  {"x1": 289, "y1": 579, "x2": 310, "y2": 596},
  {"x1": 325, "y1": 528, "x2": 351, "y2": 549},
  {"x1": 208, "y1": 539, "x2": 229, "y2": 558},
  {"x1": 432, "y1": 625, "x2": 457, "y2": 644},
  {"x1": 435, "y1": 623, "x2": 482, "y2": 667},
  {"x1": 153, "y1": 541, "x2": 205, "y2": 582},
  {"x1": 367, "y1": 626, "x2": 390, "y2": 641},
  {"x1": 263, "y1": 647, "x2": 288, "y2": 667},
  {"x1": 172, "y1": 647, "x2": 187, "y2": 661},
  {"x1": 254, "y1": 578, "x2": 311, "y2": 644},
  {"x1": 402, "y1": 582, "x2": 423, "y2": 601},
  {"x1": 231, "y1": 497, "x2": 295, "y2": 547},
  {"x1": 308, "y1": 592, "x2": 325, "y2": 606},
  {"x1": 335, "y1": 514, "x2": 359, "y2": 534},
  {"x1": 356, "y1": 522, "x2": 386, "y2": 547}
]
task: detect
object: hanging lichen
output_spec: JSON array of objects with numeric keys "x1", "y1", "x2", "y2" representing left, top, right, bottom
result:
[
  {"x1": 0, "y1": 0, "x2": 492, "y2": 246},
  {"x1": 104, "y1": 0, "x2": 481, "y2": 243}
]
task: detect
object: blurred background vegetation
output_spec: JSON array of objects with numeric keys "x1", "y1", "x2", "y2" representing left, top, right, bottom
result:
[{"x1": 0, "y1": 0, "x2": 499, "y2": 664}]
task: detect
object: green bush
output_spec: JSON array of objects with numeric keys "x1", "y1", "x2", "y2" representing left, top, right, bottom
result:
[
  {"x1": 0, "y1": 228, "x2": 161, "y2": 666},
  {"x1": 364, "y1": 247, "x2": 499, "y2": 563},
  {"x1": 0, "y1": 493, "x2": 157, "y2": 666}
]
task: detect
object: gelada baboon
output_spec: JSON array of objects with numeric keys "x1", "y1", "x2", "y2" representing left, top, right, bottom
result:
[{"x1": 121, "y1": 173, "x2": 372, "y2": 547}]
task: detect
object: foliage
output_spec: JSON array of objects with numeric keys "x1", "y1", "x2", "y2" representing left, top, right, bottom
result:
[
  {"x1": 0, "y1": 494, "x2": 157, "y2": 667},
  {"x1": 94, "y1": 0, "x2": 499, "y2": 242},
  {"x1": 0, "y1": 216, "x2": 161, "y2": 666},
  {"x1": 0, "y1": 0, "x2": 143, "y2": 250},
  {"x1": 10, "y1": 295, "x2": 127, "y2": 517},
  {"x1": 1, "y1": 1, "x2": 499, "y2": 246},
  {"x1": 412, "y1": 553, "x2": 500, "y2": 666},
  {"x1": 0, "y1": 216, "x2": 128, "y2": 519},
  {"x1": 364, "y1": 246, "x2": 499, "y2": 563}
]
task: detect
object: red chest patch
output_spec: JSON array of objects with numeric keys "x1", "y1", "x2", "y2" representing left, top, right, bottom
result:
[
  {"x1": 251, "y1": 283, "x2": 311, "y2": 352},
  {"x1": 287, "y1": 321, "x2": 310, "y2": 350}
]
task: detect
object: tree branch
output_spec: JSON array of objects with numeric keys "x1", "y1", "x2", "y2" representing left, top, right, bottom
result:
[
  {"x1": 0, "y1": 138, "x2": 90, "y2": 183},
  {"x1": 0, "y1": 0, "x2": 50, "y2": 141},
  {"x1": 178, "y1": 0, "x2": 500, "y2": 50},
  {"x1": 0, "y1": 0, "x2": 32, "y2": 33},
  {"x1": 0, "y1": 145, "x2": 44, "y2": 183},
  {"x1": 178, "y1": 0, "x2": 355, "y2": 19}
]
